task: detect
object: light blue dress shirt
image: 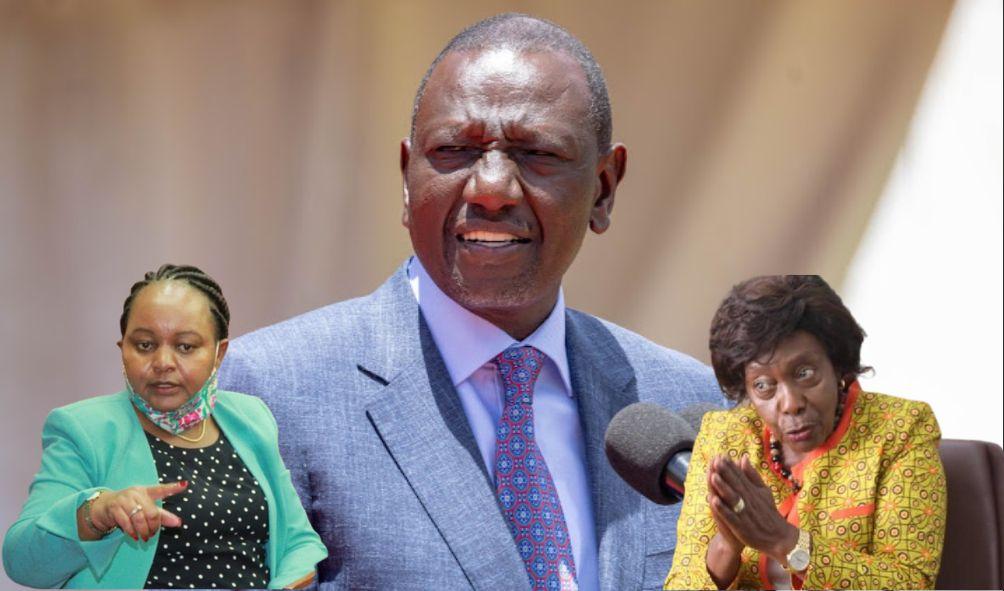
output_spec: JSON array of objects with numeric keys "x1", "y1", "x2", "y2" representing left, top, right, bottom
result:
[{"x1": 407, "y1": 257, "x2": 599, "y2": 591}]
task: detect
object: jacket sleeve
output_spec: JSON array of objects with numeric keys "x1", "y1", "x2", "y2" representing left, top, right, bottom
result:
[
  {"x1": 255, "y1": 398, "x2": 328, "y2": 589},
  {"x1": 664, "y1": 412, "x2": 729, "y2": 590},
  {"x1": 800, "y1": 402, "x2": 946, "y2": 589},
  {"x1": 2, "y1": 408, "x2": 128, "y2": 587}
]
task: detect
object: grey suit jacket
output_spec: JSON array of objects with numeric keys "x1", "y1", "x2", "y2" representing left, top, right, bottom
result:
[{"x1": 219, "y1": 264, "x2": 722, "y2": 590}]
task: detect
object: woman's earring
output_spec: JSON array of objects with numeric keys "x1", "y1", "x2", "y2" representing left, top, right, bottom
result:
[{"x1": 838, "y1": 379, "x2": 847, "y2": 393}]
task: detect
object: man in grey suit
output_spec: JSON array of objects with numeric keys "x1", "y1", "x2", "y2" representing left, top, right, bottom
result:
[{"x1": 221, "y1": 13, "x2": 722, "y2": 591}]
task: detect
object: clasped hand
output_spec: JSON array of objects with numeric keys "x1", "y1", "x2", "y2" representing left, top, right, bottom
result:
[
  {"x1": 707, "y1": 455, "x2": 798, "y2": 562},
  {"x1": 79, "y1": 481, "x2": 188, "y2": 542}
]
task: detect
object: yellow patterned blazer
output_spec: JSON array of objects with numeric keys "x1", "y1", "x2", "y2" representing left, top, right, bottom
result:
[{"x1": 665, "y1": 383, "x2": 946, "y2": 590}]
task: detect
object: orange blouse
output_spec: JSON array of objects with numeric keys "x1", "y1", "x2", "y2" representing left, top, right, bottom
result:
[{"x1": 664, "y1": 384, "x2": 946, "y2": 590}]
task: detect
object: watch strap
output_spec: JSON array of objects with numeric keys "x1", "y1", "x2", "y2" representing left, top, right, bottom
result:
[{"x1": 785, "y1": 527, "x2": 811, "y2": 572}]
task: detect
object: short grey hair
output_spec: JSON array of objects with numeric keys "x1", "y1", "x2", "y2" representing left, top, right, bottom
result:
[{"x1": 410, "y1": 13, "x2": 612, "y2": 153}]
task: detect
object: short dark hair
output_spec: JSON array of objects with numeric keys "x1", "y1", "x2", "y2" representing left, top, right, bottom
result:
[
  {"x1": 709, "y1": 275, "x2": 870, "y2": 402},
  {"x1": 120, "y1": 264, "x2": 230, "y2": 340},
  {"x1": 410, "y1": 13, "x2": 613, "y2": 153}
]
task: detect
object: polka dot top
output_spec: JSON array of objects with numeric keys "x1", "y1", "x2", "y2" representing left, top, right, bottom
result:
[{"x1": 143, "y1": 430, "x2": 270, "y2": 589}]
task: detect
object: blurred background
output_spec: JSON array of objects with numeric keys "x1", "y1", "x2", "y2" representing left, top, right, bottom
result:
[{"x1": 1, "y1": 1, "x2": 1000, "y2": 586}]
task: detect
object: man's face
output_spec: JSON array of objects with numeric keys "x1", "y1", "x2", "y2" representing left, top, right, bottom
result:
[{"x1": 401, "y1": 48, "x2": 626, "y2": 336}]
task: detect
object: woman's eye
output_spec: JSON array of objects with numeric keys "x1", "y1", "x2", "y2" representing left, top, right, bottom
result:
[
  {"x1": 752, "y1": 380, "x2": 774, "y2": 395},
  {"x1": 136, "y1": 341, "x2": 154, "y2": 352},
  {"x1": 177, "y1": 343, "x2": 194, "y2": 353},
  {"x1": 797, "y1": 367, "x2": 816, "y2": 379}
]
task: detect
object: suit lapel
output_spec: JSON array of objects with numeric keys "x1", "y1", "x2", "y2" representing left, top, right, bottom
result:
[
  {"x1": 360, "y1": 269, "x2": 529, "y2": 591},
  {"x1": 566, "y1": 311, "x2": 645, "y2": 591}
]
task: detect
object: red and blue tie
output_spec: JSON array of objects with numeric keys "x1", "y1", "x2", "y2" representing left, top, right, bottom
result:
[{"x1": 494, "y1": 346, "x2": 578, "y2": 591}]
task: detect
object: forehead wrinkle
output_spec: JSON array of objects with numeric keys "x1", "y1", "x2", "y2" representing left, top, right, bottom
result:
[
  {"x1": 464, "y1": 89, "x2": 583, "y2": 141},
  {"x1": 457, "y1": 73, "x2": 580, "y2": 111},
  {"x1": 418, "y1": 50, "x2": 593, "y2": 154},
  {"x1": 452, "y1": 48, "x2": 585, "y2": 104}
]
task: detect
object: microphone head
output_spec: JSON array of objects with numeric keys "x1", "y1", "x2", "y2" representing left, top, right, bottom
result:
[
  {"x1": 604, "y1": 402, "x2": 696, "y2": 505},
  {"x1": 677, "y1": 401, "x2": 720, "y2": 433}
]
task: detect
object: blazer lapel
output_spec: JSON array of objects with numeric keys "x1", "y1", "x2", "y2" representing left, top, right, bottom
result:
[
  {"x1": 566, "y1": 311, "x2": 645, "y2": 591},
  {"x1": 360, "y1": 269, "x2": 529, "y2": 591}
]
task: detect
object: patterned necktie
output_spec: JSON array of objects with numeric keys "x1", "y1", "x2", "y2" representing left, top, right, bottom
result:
[{"x1": 494, "y1": 346, "x2": 578, "y2": 591}]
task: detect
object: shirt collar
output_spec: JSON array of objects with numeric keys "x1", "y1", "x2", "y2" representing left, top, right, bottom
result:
[{"x1": 407, "y1": 256, "x2": 572, "y2": 395}]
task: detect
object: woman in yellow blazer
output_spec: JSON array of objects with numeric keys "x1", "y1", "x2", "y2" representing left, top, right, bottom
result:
[
  {"x1": 665, "y1": 275, "x2": 945, "y2": 590},
  {"x1": 3, "y1": 264, "x2": 327, "y2": 588}
]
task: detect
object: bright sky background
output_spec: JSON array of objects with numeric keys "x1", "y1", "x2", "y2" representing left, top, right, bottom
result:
[{"x1": 843, "y1": 0, "x2": 1003, "y2": 446}]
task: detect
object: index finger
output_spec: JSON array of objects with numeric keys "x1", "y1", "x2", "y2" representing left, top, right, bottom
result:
[
  {"x1": 740, "y1": 455, "x2": 769, "y2": 488},
  {"x1": 145, "y1": 480, "x2": 188, "y2": 500},
  {"x1": 717, "y1": 456, "x2": 762, "y2": 500},
  {"x1": 714, "y1": 456, "x2": 745, "y2": 485}
]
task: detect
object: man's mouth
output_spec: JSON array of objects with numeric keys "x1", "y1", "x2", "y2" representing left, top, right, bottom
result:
[{"x1": 457, "y1": 230, "x2": 531, "y2": 247}]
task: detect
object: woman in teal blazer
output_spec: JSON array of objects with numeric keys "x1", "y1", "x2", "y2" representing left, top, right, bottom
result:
[{"x1": 2, "y1": 265, "x2": 327, "y2": 588}]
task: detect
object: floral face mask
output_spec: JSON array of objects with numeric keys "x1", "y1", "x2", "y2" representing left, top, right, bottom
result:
[{"x1": 126, "y1": 344, "x2": 220, "y2": 435}]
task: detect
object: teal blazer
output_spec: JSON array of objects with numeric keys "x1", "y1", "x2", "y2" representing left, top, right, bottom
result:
[{"x1": 2, "y1": 390, "x2": 327, "y2": 588}]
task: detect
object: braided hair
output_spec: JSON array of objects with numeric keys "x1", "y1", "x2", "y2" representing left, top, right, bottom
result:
[{"x1": 120, "y1": 264, "x2": 230, "y2": 340}]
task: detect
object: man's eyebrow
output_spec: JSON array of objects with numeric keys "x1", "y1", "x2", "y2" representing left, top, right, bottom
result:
[
  {"x1": 423, "y1": 119, "x2": 478, "y2": 135},
  {"x1": 512, "y1": 129, "x2": 571, "y2": 147},
  {"x1": 422, "y1": 120, "x2": 576, "y2": 149}
]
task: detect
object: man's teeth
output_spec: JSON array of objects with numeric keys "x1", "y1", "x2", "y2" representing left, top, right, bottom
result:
[{"x1": 461, "y1": 231, "x2": 521, "y2": 243}]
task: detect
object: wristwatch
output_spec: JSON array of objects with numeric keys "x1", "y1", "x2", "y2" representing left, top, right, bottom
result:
[
  {"x1": 785, "y1": 528, "x2": 811, "y2": 572},
  {"x1": 82, "y1": 490, "x2": 114, "y2": 536}
]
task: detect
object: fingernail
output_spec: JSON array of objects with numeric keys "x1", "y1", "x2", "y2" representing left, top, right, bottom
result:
[
  {"x1": 132, "y1": 534, "x2": 139, "y2": 541},
  {"x1": 180, "y1": 480, "x2": 188, "y2": 488}
]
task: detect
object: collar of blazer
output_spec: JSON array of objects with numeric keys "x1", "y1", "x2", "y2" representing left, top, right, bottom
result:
[{"x1": 358, "y1": 267, "x2": 646, "y2": 591}]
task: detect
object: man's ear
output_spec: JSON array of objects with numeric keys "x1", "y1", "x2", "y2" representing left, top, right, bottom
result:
[
  {"x1": 589, "y1": 143, "x2": 627, "y2": 234},
  {"x1": 400, "y1": 138, "x2": 412, "y2": 228}
]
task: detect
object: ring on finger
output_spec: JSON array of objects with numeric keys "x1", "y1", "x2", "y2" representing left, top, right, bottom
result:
[
  {"x1": 128, "y1": 505, "x2": 143, "y2": 518},
  {"x1": 733, "y1": 497, "x2": 746, "y2": 514}
]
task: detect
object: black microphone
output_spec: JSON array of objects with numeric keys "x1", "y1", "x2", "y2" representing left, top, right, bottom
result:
[{"x1": 604, "y1": 402, "x2": 718, "y2": 505}]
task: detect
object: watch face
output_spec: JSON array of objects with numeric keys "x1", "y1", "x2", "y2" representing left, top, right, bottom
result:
[{"x1": 788, "y1": 549, "x2": 810, "y2": 571}]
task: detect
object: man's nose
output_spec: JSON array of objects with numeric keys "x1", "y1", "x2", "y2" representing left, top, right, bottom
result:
[{"x1": 464, "y1": 150, "x2": 521, "y2": 211}]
